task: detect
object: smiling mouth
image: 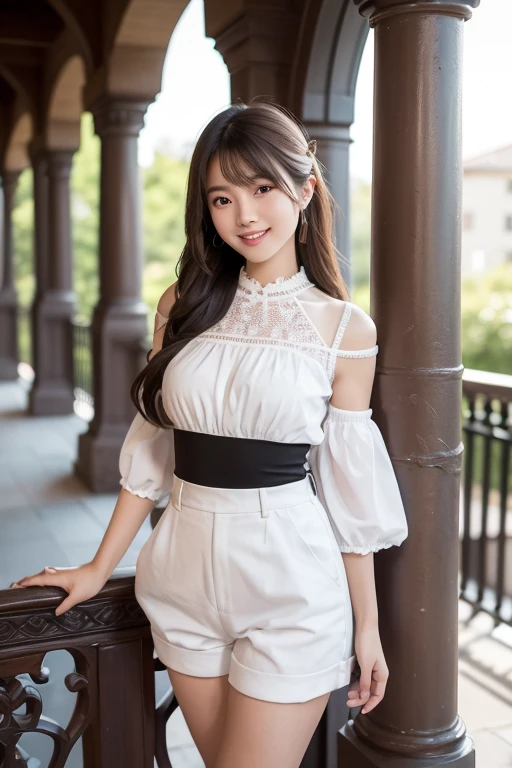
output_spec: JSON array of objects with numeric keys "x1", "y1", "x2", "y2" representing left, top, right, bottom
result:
[{"x1": 238, "y1": 228, "x2": 270, "y2": 243}]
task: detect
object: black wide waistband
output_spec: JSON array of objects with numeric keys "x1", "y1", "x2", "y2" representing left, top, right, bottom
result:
[{"x1": 173, "y1": 429, "x2": 312, "y2": 489}]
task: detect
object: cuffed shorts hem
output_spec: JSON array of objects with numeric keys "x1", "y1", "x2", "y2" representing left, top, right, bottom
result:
[
  {"x1": 152, "y1": 633, "x2": 232, "y2": 678},
  {"x1": 153, "y1": 632, "x2": 357, "y2": 704},
  {"x1": 228, "y1": 652, "x2": 357, "y2": 704}
]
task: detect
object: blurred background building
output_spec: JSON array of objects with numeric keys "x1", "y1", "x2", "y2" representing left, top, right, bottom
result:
[{"x1": 462, "y1": 145, "x2": 512, "y2": 275}]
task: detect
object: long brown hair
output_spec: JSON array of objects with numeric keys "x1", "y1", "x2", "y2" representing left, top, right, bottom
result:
[{"x1": 132, "y1": 97, "x2": 349, "y2": 427}]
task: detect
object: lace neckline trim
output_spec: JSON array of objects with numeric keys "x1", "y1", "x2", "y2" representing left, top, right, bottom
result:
[{"x1": 238, "y1": 264, "x2": 315, "y2": 298}]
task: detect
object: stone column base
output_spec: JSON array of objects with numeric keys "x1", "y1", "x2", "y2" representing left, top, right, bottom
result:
[
  {"x1": 338, "y1": 722, "x2": 475, "y2": 768},
  {"x1": 76, "y1": 425, "x2": 131, "y2": 494},
  {"x1": 74, "y1": 301, "x2": 148, "y2": 493},
  {"x1": 29, "y1": 383, "x2": 75, "y2": 416},
  {"x1": 0, "y1": 359, "x2": 18, "y2": 380}
]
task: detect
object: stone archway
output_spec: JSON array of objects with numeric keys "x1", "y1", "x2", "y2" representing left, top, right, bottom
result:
[
  {"x1": 204, "y1": 0, "x2": 368, "y2": 288},
  {"x1": 293, "y1": 0, "x2": 369, "y2": 288},
  {"x1": 46, "y1": 54, "x2": 86, "y2": 149},
  {"x1": 4, "y1": 111, "x2": 33, "y2": 172}
]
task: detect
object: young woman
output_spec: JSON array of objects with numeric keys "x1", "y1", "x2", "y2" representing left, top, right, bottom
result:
[{"x1": 12, "y1": 99, "x2": 408, "y2": 768}]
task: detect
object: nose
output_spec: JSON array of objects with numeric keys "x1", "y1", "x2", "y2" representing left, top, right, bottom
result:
[{"x1": 236, "y1": 195, "x2": 258, "y2": 227}]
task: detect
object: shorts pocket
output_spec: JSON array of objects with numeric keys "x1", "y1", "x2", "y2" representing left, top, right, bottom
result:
[
  {"x1": 135, "y1": 501, "x2": 180, "y2": 602},
  {"x1": 285, "y1": 500, "x2": 342, "y2": 586}
]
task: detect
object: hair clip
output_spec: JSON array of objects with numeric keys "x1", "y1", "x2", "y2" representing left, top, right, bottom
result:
[{"x1": 306, "y1": 139, "x2": 317, "y2": 157}]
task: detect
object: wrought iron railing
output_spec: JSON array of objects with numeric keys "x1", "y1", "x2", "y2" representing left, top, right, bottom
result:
[
  {"x1": 72, "y1": 320, "x2": 94, "y2": 407},
  {"x1": 16, "y1": 308, "x2": 32, "y2": 367},
  {"x1": 0, "y1": 570, "x2": 159, "y2": 767},
  {"x1": 460, "y1": 368, "x2": 512, "y2": 626}
]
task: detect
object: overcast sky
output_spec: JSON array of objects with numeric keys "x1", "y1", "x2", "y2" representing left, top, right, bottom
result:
[{"x1": 139, "y1": 0, "x2": 512, "y2": 183}]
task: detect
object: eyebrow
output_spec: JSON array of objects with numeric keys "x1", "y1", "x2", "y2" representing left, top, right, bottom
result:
[
  {"x1": 206, "y1": 185, "x2": 230, "y2": 194},
  {"x1": 206, "y1": 175, "x2": 268, "y2": 195}
]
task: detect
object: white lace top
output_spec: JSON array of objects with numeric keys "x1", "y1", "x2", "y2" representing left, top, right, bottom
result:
[{"x1": 119, "y1": 265, "x2": 408, "y2": 555}]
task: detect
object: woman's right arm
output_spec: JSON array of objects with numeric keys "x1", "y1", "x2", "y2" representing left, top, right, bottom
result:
[{"x1": 10, "y1": 282, "x2": 178, "y2": 615}]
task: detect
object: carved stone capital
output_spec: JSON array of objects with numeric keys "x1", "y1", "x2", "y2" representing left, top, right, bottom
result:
[
  {"x1": 353, "y1": 0, "x2": 478, "y2": 25},
  {"x1": 46, "y1": 149, "x2": 75, "y2": 181},
  {"x1": 212, "y1": 7, "x2": 298, "y2": 62},
  {"x1": 91, "y1": 96, "x2": 149, "y2": 139}
]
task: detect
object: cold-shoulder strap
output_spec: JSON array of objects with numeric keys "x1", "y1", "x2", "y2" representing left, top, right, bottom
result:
[
  {"x1": 326, "y1": 302, "x2": 378, "y2": 383},
  {"x1": 330, "y1": 302, "x2": 351, "y2": 351},
  {"x1": 331, "y1": 302, "x2": 379, "y2": 359},
  {"x1": 155, "y1": 309, "x2": 168, "y2": 331}
]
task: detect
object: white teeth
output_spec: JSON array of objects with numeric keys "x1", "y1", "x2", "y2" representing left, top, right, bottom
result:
[{"x1": 242, "y1": 230, "x2": 267, "y2": 240}]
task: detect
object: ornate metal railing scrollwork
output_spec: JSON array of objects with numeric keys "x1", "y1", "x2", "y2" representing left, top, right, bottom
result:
[{"x1": 0, "y1": 569, "x2": 156, "y2": 767}]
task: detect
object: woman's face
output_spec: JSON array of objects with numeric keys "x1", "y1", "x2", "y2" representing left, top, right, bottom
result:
[{"x1": 205, "y1": 153, "x2": 314, "y2": 267}]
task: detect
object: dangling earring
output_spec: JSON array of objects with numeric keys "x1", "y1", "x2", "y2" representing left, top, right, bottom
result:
[
  {"x1": 213, "y1": 233, "x2": 225, "y2": 248},
  {"x1": 299, "y1": 209, "x2": 308, "y2": 244}
]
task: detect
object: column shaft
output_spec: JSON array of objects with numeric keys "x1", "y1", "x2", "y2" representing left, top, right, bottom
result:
[
  {"x1": 305, "y1": 123, "x2": 353, "y2": 291},
  {"x1": 76, "y1": 97, "x2": 149, "y2": 492},
  {"x1": 0, "y1": 171, "x2": 21, "y2": 379},
  {"x1": 338, "y1": 1, "x2": 478, "y2": 766},
  {"x1": 29, "y1": 148, "x2": 76, "y2": 415}
]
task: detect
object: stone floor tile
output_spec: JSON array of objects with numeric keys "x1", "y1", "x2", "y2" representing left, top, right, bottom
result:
[{"x1": 469, "y1": 729, "x2": 512, "y2": 767}]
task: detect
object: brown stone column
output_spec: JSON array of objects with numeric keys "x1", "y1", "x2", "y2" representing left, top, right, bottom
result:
[
  {"x1": 29, "y1": 149, "x2": 76, "y2": 415},
  {"x1": 304, "y1": 123, "x2": 353, "y2": 291},
  {"x1": 338, "y1": 1, "x2": 478, "y2": 766},
  {"x1": 76, "y1": 97, "x2": 149, "y2": 492},
  {"x1": 0, "y1": 171, "x2": 21, "y2": 379}
]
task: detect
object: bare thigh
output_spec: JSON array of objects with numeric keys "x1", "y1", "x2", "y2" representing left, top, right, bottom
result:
[
  {"x1": 168, "y1": 668, "x2": 230, "y2": 768},
  {"x1": 214, "y1": 685, "x2": 330, "y2": 768}
]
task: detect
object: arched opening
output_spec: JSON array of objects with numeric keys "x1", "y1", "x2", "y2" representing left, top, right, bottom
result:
[
  {"x1": 298, "y1": 0, "x2": 369, "y2": 291},
  {"x1": 47, "y1": 55, "x2": 86, "y2": 149},
  {"x1": 5, "y1": 111, "x2": 32, "y2": 172},
  {"x1": 6, "y1": 112, "x2": 34, "y2": 371},
  {"x1": 110, "y1": 0, "x2": 192, "y2": 97}
]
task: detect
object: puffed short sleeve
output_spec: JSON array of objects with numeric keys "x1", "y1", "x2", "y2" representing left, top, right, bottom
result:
[
  {"x1": 308, "y1": 406, "x2": 408, "y2": 555},
  {"x1": 119, "y1": 412, "x2": 175, "y2": 501}
]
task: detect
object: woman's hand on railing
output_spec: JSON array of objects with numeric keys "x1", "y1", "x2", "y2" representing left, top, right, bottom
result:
[{"x1": 9, "y1": 562, "x2": 109, "y2": 616}]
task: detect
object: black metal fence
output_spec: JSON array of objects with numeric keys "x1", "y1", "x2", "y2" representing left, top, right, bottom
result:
[
  {"x1": 73, "y1": 320, "x2": 94, "y2": 407},
  {"x1": 460, "y1": 369, "x2": 512, "y2": 626},
  {"x1": 16, "y1": 307, "x2": 32, "y2": 367}
]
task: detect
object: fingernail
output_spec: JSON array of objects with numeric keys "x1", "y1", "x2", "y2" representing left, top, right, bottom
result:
[
  {"x1": 45, "y1": 567, "x2": 57, "y2": 573},
  {"x1": 362, "y1": 708, "x2": 367, "y2": 714},
  {"x1": 10, "y1": 582, "x2": 19, "y2": 588}
]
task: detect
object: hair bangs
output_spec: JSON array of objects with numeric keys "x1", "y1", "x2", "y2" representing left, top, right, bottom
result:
[{"x1": 216, "y1": 138, "x2": 298, "y2": 203}]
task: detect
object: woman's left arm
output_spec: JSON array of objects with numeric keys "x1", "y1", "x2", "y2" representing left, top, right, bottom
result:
[
  {"x1": 329, "y1": 306, "x2": 388, "y2": 714},
  {"x1": 341, "y1": 552, "x2": 388, "y2": 714}
]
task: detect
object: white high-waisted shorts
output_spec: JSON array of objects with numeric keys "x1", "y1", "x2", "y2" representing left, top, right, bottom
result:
[{"x1": 135, "y1": 471, "x2": 356, "y2": 704}]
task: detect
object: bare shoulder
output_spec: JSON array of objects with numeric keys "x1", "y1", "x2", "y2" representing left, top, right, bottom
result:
[
  {"x1": 330, "y1": 302, "x2": 377, "y2": 409},
  {"x1": 149, "y1": 282, "x2": 178, "y2": 360},
  {"x1": 156, "y1": 280, "x2": 178, "y2": 318},
  {"x1": 340, "y1": 301, "x2": 377, "y2": 351}
]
